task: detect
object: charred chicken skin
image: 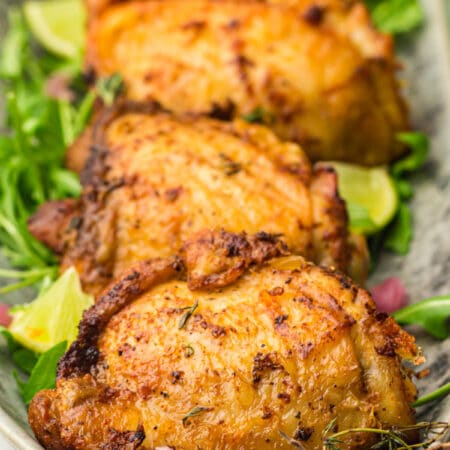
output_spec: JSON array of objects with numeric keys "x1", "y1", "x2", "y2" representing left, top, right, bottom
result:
[
  {"x1": 85, "y1": 0, "x2": 409, "y2": 165},
  {"x1": 29, "y1": 103, "x2": 368, "y2": 295},
  {"x1": 28, "y1": 230, "x2": 421, "y2": 450}
]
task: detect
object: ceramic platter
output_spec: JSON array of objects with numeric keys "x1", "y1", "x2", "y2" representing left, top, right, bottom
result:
[{"x1": 0, "y1": 0, "x2": 449, "y2": 448}]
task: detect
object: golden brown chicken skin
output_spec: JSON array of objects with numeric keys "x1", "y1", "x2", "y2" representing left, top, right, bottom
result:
[
  {"x1": 28, "y1": 230, "x2": 421, "y2": 450},
  {"x1": 29, "y1": 103, "x2": 368, "y2": 295},
  {"x1": 85, "y1": 0, "x2": 409, "y2": 165}
]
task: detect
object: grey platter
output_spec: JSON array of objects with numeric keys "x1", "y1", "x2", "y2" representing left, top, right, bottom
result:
[{"x1": 0, "y1": 0, "x2": 449, "y2": 448}]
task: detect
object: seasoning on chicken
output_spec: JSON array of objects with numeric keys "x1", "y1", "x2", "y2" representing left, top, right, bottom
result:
[
  {"x1": 84, "y1": 0, "x2": 409, "y2": 165},
  {"x1": 29, "y1": 102, "x2": 368, "y2": 295},
  {"x1": 28, "y1": 230, "x2": 421, "y2": 450}
]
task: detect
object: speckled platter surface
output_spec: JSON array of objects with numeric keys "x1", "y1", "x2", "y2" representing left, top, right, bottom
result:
[{"x1": 0, "y1": 0, "x2": 449, "y2": 448}]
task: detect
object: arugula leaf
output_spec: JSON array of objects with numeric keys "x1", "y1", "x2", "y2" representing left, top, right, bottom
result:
[
  {"x1": 392, "y1": 295, "x2": 450, "y2": 339},
  {"x1": 383, "y1": 203, "x2": 412, "y2": 254},
  {"x1": 14, "y1": 341, "x2": 66, "y2": 405},
  {"x1": 365, "y1": 0, "x2": 424, "y2": 34},
  {"x1": 0, "y1": 10, "x2": 26, "y2": 78},
  {"x1": 392, "y1": 132, "x2": 429, "y2": 177},
  {"x1": 0, "y1": 9, "x2": 93, "y2": 293},
  {"x1": 380, "y1": 132, "x2": 429, "y2": 255},
  {"x1": 392, "y1": 178, "x2": 413, "y2": 201},
  {"x1": 0, "y1": 327, "x2": 38, "y2": 374}
]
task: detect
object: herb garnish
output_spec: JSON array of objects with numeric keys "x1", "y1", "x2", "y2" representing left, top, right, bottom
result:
[
  {"x1": 178, "y1": 300, "x2": 199, "y2": 329},
  {"x1": 368, "y1": 132, "x2": 429, "y2": 263},
  {"x1": 393, "y1": 294, "x2": 450, "y2": 340},
  {"x1": 96, "y1": 73, "x2": 124, "y2": 106},
  {"x1": 182, "y1": 406, "x2": 211, "y2": 426},
  {"x1": 364, "y1": 0, "x2": 424, "y2": 34},
  {"x1": 1, "y1": 327, "x2": 66, "y2": 405},
  {"x1": 322, "y1": 420, "x2": 449, "y2": 450},
  {"x1": 279, "y1": 430, "x2": 307, "y2": 449},
  {"x1": 242, "y1": 107, "x2": 273, "y2": 124},
  {"x1": 383, "y1": 132, "x2": 429, "y2": 255},
  {"x1": 0, "y1": 10, "x2": 91, "y2": 292},
  {"x1": 413, "y1": 382, "x2": 450, "y2": 408}
]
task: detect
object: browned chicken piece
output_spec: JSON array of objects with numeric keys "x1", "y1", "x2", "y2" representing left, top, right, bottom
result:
[
  {"x1": 85, "y1": 0, "x2": 357, "y2": 19},
  {"x1": 28, "y1": 230, "x2": 421, "y2": 450},
  {"x1": 30, "y1": 103, "x2": 368, "y2": 295},
  {"x1": 84, "y1": 0, "x2": 409, "y2": 165}
]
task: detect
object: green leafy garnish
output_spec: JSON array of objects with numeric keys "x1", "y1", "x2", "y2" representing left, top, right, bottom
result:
[
  {"x1": 392, "y1": 132, "x2": 429, "y2": 177},
  {"x1": 0, "y1": 327, "x2": 38, "y2": 374},
  {"x1": 368, "y1": 132, "x2": 429, "y2": 260},
  {"x1": 393, "y1": 295, "x2": 450, "y2": 339},
  {"x1": 413, "y1": 382, "x2": 450, "y2": 408},
  {"x1": 365, "y1": 0, "x2": 424, "y2": 34},
  {"x1": 15, "y1": 341, "x2": 66, "y2": 405},
  {"x1": 1, "y1": 328, "x2": 66, "y2": 405},
  {"x1": 0, "y1": 9, "x2": 93, "y2": 293},
  {"x1": 383, "y1": 203, "x2": 412, "y2": 254}
]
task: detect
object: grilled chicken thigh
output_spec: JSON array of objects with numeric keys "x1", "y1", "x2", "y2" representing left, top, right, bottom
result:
[
  {"x1": 85, "y1": 0, "x2": 409, "y2": 165},
  {"x1": 29, "y1": 103, "x2": 368, "y2": 295},
  {"x1": 28, "y1": 230, "x2": 420, "y2": 450}
]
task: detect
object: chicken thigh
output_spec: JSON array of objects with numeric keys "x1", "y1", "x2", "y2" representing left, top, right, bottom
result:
[
  {"x1": 29, "y1": 230, "x2": 420, "y2": 450},
  {"x1": 29, "y1": 103, "x2": 368, "y2": 295},
  {"x1": 85, "y1": 0, "x2": 409, "y2": 165}
]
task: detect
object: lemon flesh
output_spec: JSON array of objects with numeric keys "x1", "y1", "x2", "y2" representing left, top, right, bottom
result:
[
  {"x1": 330, "y1": 162, "x2": 398, "y2": 235},
  {"x1": 23, "y1": 0, "x2": 86, "y2": 59},
  {"x1": 9, "y1": 267, "x2": 93, "y2": 353}
]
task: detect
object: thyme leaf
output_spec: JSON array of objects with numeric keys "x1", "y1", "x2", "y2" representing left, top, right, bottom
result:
[{"x1": 178, "y1": 300, "x2": 198, "y2": 329}]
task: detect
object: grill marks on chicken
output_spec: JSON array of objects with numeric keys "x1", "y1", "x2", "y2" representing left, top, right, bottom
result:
[
  {"x1": 29, "y1": 104, "x2": 368, "y2": 295},
  {"x1": 28, "y1": 230, "x2": 420, "y2": 450},
  {"x1": 85, "y1": 0, "x2": 409, "y2": 165}
]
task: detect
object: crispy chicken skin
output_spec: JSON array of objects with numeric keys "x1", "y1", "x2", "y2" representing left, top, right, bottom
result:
[
  {"x1": 29, "y1": 103, "x2": 368, "y2": 295},
  {"x1": 85, "y1": 0, "x2": 409, "y2": 165},
  {"x1": 29, "y1": 230, "x2": 421, "y2": 450}
]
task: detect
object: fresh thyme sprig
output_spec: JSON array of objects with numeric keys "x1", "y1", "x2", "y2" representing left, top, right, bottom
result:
[{"x1": 322, "y1": 421, "x2": 449, "y2": 450}]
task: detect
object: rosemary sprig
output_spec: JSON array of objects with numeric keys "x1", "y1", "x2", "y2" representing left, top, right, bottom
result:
[
  {"x1": 178, "y1": 300, "x2": 198, "y2": 330},
  {"x1": 96, "y1": 73, "x2": 124, "y2": 106},
  {"x1": 322, "y1": 421, "x2": 449, "y2": 450},
  {"x1": 182, "y1": 406, "x2": 211, "y2": 426},
  {"x1": 279, "y1": 430, "x2": 307, "y2": 449}
]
